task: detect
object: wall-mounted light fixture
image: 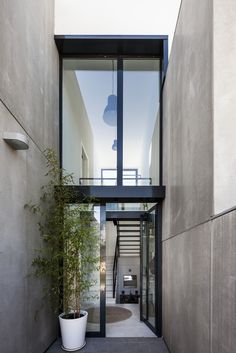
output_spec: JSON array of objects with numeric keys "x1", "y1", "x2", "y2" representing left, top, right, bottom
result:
[{"x1": 3, "y1": 132, "x2": 29, "y2": 150}]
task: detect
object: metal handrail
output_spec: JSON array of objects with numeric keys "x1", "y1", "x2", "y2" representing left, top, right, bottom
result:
[{"x1": 79, "y1": 177, "x2": 152, "y2": 185}]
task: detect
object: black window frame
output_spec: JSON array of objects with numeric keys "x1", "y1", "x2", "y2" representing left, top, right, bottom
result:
[
  {"x1": 55, "y1": 35, "x2": 168, "y2": 338},
  {"x1": 57, "y1": 35, "x2": 168, "y2": 189}
]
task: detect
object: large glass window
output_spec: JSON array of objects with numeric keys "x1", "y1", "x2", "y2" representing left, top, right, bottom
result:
[
  {"x1": 81, "y1": 205, "x2": 106, "y2": 333},
  {"x1": 62, "y1": 58, "x2": 160, "y2": 186},
  {"x1": 123, "y1": 60, "x2": 161, "y2": 185},
  {"x1": 63, "y1": 59, "x2": 117, "y2": 185}
]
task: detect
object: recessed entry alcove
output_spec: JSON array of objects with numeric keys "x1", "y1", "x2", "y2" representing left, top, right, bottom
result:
[{"x1": 55, "y1": 35, "x2": 167, "y2": 337}]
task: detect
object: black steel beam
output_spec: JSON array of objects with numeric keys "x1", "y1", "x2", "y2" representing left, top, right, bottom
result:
[
  {"x1": 64, "y1": 186, "x2": 165, "y2": 203},
  {"x1": 54, "y1": 35, "x2": 168, "y2": 57},
  {"x1": 106, "y1": 211, "x2": 145, "y2": 220}
]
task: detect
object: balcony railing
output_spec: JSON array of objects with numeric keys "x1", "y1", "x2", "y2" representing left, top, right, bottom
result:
[{"x1": 79, "y1": 177, "x2": 152, "y2": 186}]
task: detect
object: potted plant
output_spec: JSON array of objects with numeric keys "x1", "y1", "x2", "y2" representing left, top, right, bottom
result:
[{"x1": 25, "y1": 149, "x2": 99, "y2": 351}]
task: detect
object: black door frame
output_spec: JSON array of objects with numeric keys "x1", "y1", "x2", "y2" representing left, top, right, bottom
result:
[
  {"x1": 140, "y1": 203, "x2": 162, "y2": 336},
  {"x1": 107, "y1": 202, "x2": 162, "y2": 337}
]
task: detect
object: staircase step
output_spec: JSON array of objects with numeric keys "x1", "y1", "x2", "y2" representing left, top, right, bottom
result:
[
  {"x1": 120, "y1": 243, "x2": 140, "y2": 249},
  {"x1": 119, "y1": 235, "x2": 140, "y2": 238},
  {"x1": 120, "y1": 254, "x2": 140, "y2": 257},
  {"x1": 118, "y1": 228, "x2": 140, "y2": 231},
  {"x1": 118, "y1": 224, "x2": 140, "y2": 227},
  {"x1": 120, "y1": 249, "x2": 140, "y2": 252},
  {"x1": 119, "y1": 243, "x2": 140, "y2": 246},
  {"x1": 119, "y1": 239, "x2": 140, "y2": 242}
]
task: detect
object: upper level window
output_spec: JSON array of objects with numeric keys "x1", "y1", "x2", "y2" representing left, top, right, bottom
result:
[
  {"x1": 62, "y1": 58, "x2": 161, "y2": 186},
  {"x1": 123, "y1": 59, "x2": 160, "y2": 186},
  {"x1": 63, "y1": 59, "x2": 117, "y2": 185}
]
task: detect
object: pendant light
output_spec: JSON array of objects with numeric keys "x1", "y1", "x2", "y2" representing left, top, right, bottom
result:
[
  {"x1": 103, "y1": 60, "x2": 117, "y2": 126},
  {"x1": 112, "y1": 139, "x2": 117, "y2": 151}
]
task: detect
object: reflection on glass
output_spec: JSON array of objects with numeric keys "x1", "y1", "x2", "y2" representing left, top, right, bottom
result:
[
  {"x1": 123, "y1": 60, "x2": 160, "y2": 185},
  {"x1": 141, "y1": 221, "x2": 147, "y2": 320},
  {"x1": 106, "y1": 203, "x2": 146, "y2": 212},
  {"x1": 148, "y1": 210, "x2": 156, "y2": 327},
  {"x1": 63, "y1": 59, "x2": 117, "y2": 185},
  {"x1": 123, "y1": 275, "x2": 137, "y2": 288},
  {"x1": 106, "y1": 202, "x2": 156, "y2": 212},
  {"x1": 81, "y1": 205, "x2": 101, "y2": 332}
]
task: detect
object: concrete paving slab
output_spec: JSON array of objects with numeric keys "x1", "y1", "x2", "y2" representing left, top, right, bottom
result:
[{"x1": 47, "y1": 337, "x2": 170, "y2": 353}]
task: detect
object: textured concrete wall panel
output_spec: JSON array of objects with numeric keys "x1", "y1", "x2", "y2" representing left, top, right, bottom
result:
[
  {"x1": 0, "y1": 101, "x2": 57, "y2": 353},
  {"x1": 0, "y1": 0, "x2": 59, "y2": 151},
  {"x1": 0, "y1": 0, "x2": 59, "y2": 352},
  {"x1": 163, "y1": 222, "x2": 211, "y2": 353},
  {"x1": 163, "y1": 0, "x2": 213, "y2": 240},
  {"x1": 211, "y1": 211, "x2": 236, "y2": 353}
]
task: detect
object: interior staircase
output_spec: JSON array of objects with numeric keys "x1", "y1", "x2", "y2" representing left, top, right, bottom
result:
[
  {"x1": 117, "y1": 220, "x2": 141, "y2": 257},
  {"x1": 106, "y1": 220, "x2": 141, "y2": 300}
]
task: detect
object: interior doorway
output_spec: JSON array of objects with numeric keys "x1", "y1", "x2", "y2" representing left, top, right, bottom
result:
[{"x1": 104, "y1": 203, "x2": 161, "y2": 337}]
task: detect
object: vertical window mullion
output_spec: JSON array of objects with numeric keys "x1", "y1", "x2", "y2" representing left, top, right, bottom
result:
[{"x1": 117, "y1": 58, "x2": 123, "y2": 186}]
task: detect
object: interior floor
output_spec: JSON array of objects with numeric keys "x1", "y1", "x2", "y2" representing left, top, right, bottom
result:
[{"x1": 106, "y1": 301, "x2": 156, "y2": 337}]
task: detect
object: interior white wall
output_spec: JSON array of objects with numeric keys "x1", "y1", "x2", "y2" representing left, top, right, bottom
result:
[
  {"x1": 106, "y1": 221, "x2": 117, "y2": 257},
  {"x1": 63, "y1": 71, "x2": 94, "y2": 183},
  {"x1": 117, "y1": 257, "x2": 140, "y2": 295},
  {"x1": 55, "y1": 0, "x2": 182, "y2": 53},
  {"x1": 149, "y1": 109, "x2": 160, "y2": 185},
  {"x1": 213, "y1": 0, "x2": 236, "y2": 214}
]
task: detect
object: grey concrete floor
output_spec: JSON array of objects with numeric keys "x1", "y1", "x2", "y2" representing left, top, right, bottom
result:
[
  {"x1": 47, "y1": 337, "x2": 170, "y2": 353},
  {"x1": 106, "y1": 304, "x2": 156, "y2": 337}
]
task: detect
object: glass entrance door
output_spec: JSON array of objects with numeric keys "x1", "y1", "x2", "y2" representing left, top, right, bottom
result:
[
  {"x1": 141, "y1": 219, "x2": 148, "y2": 320},
  {"x1": 140, "y1": 205, "x2": 158, "y2": 332}
]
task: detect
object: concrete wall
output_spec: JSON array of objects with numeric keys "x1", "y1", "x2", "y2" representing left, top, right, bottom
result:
[
  {"x1": 162, "y1": 1, "x2": 236, "y2": 353},
  {"x1": 54, "y1": 0, "x2": 182, "y2": 53},
  {"x1": 163, "y1": 211, "x2": 236, "y2": 353},
  {"x1": 162, "y1": 0, "x2": 213, "y2": 240},
  {"x1": 63, "y1": 70, "x2": 94, "y2": 184},
  {"x1": 0, "y1": 1, "x2": 59, "y2": 352}
]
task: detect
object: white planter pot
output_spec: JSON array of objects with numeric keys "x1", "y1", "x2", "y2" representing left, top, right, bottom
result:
[{"x1": 59, "y1": 310, "x2": 88, "y2": 351}]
